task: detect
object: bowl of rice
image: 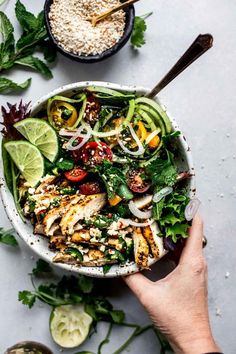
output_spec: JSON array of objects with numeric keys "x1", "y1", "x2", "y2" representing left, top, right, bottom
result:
[{"x1": 44, "y1": 0, "x2": 135, "y2": 63}]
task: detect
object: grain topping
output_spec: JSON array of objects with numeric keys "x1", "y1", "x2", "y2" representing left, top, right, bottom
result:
[{"x1": 49, "y1": 0, "x2": 126, "y2": 56}]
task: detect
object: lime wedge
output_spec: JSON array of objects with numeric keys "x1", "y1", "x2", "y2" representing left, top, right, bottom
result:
[
  {"x1": 14, "y1": 118, "x2": 58, "y2": 162},
  {"x1": 4, "y1": 140, "x2": 44, "y2": 187},
  {"x1": 50, "y1": 305, "x2": 93, "y2": 348}
]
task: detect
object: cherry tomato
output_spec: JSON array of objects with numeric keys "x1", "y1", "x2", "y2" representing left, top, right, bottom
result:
[
  {"x1": 79, "y1": 182, "x2": 102, "y2": 195},
  {"x1": 84, "y1": 95, "x2": 101, "y2": 125},
  {"x1": 82, "y1": 142, "x2": 113, "y2": 165},
  {"x1": 71, "y1": 137, "x2": 83, "y2": 162},
  {"x1": 128, "y1": 168, "x2": 151, "y2": 193},
  {"x1": 64, "y1": 168, "x2": 88, "y2": 183}
]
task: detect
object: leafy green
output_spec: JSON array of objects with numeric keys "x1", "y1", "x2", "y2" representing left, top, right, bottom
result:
[
  {"x1": 18, "y1": 262, "x2": 173, "y2": 353},
  {"x1": 146, "y1": 151, "x2": 177, "y2": 189},
  {"x1": 0, "y1": 77, "x2": 31, "y2": 93},
  {"x1": 18, "y1": 290, "x2": 36, "y2": 308},
  {"x1": 0, "y1": 1, "x2": 56, "y2": 94},
  {"x1": 131, "y1": 13, "x2": 152, "y2": 49},
  {"x1": 56, "y1": 158, "x2": 74, "y2": 171},
  {"x1": 154, "y1": 190, "x2": 190, "y2": 243},
  {"x1": 102, "y1": 264, "x2": 112, "y2": 275},
  {"x1": 32, "y1": 259, "x2": 52, "y2": 277},
  {"x1": 94, "y1": 160, "x2": 129, "y2": 199},
  {"x1": 15, "y1": 55, "x2": 52, "y2": 78},
  {"x1": 0, "y1": 227, "x2": 18, "y2": 246},
  {"x1": 65, "y1": 247, "x2": 84, "y2": 261}
]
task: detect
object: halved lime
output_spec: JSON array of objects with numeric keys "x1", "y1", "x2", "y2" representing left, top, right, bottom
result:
[
  {"x1": 4, "y1": 140, "x2": 44, "y2": 187},
  {"x1": 50, "y1": 304, "x2": 93, "y2": 348},
  {"x1": 14, "y1": 118, "x2": 58, "y2": 162}
]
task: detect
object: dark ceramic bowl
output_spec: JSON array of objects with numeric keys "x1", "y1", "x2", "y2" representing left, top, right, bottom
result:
[
  {"x1": 44, "y1": 0, "x2": 135, "y2": 63},
  {"x1": 5, "y1": 341, "x2": 53, "y2": 354}
]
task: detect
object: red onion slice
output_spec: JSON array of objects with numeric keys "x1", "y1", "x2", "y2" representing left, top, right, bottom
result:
[
  {"x1": 185, "y1": 198, "x2": 201, "y2": 221},
  {"x1": 117, "y1": 123, "x2": 145, "y2": 156},
  {"x1": 153, "y1": 187, "x2": 173, "y2": 203},
  {"x1": 128, "y1": 200, "x2": 152, "y2": 219},
  {"x1": 66, "y1": 125, "x2": 91, "y2": 151}
]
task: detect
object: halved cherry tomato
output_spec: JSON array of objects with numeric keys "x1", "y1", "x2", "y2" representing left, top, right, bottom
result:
[
  {"x1": 82, "y1": 142, "x2": 113, "y2": 165},
  {"x1": 80, "y1": 182, "x2": 102, "y2": 195},
  {"x1": 64, "y1": 168, "x2": 88, "y2": 183},
  {"x1": 128, "y1": 168, "x2": 151, "y2": 193}
]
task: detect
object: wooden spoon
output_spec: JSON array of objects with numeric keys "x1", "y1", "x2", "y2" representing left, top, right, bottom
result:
[
  {"x1": 89, "y1": 0, "x2": 140, "y2": 27},
  {"x1": 146, "y1": 34, "x2": 213, "y2": 98}
]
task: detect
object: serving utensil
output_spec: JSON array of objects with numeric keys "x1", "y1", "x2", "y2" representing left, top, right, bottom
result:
[
  {"x1": 89, "y1": 0, "x2": 139, "y2": 26},
  {"x1": 147, "y1": 34, "x2": 213, "y2": 98}
]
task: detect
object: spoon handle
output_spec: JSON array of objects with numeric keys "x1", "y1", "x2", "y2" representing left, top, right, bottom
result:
[
  {"x1": 91, "y1": 0, "x2": 139, "y2": 26},
  {"x1": 146, "y1": 34, "x2": 213, "y2": 99}
]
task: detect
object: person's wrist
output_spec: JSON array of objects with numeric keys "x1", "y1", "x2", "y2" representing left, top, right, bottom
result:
[{"x1": 168, "y1": 323, "x2": 220, "y2": 354}]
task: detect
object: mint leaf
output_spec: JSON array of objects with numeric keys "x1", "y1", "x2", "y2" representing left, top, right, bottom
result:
[
  {"x1": 0, "y1": 11, "x2": 14, "y2": 43},
  {"x1": 0, "y1": 12, "x2": 15, "y2": 69},
  {"x1": 15, "y1": 55, "x2": 53, "y2": 78},
  {"x1": 0, "y1": 77, "x2": 31, "y2": 93},
  {"x1": 15, "y1": 0, "x2": 38, "y2": 32},
  {"x1": 32, "y1": 259, "x2": 52, "y2": 277},
  {"x1": 16, "y1": 27, "x2": 47, "y2": 51},
  {"x1": 0, "y1": 228, "x2": 18, "y2": 246},
  {"x1": 18, "y1": 290, "x2": 36, "y2": 308},
  {"x1": 41, "y1": 40, "x2": 57, "y2": 63}
]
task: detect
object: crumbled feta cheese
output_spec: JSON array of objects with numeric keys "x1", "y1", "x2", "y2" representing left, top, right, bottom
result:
[
  {"x1": 28, "y1": 188, "x2": 35, "y2": 195},
  {"x1": 89, "y1": 227, "x2": 102, "y2": 238}
]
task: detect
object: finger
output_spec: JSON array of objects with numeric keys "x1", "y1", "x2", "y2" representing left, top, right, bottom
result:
[
  {"x1": 179, "y1": 214, "x2": 204, "y2": 264},
  {"x1": 123, "y1": 272, "x2": 152, "y2": 299}
]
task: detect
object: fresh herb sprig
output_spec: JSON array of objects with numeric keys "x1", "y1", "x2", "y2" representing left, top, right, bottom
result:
[
  {"x1": 19, "y1": 260, "x2": 173, "y2": 354},
  {"x1": 0, "y1": 227, "x2": 18, "y2": 246},
  {"x1": 0, "y1": 0, "x2": 56, "y2": 94},
  {"x1": 131, "y1": 12, "x2": 153, "y2": 49}
]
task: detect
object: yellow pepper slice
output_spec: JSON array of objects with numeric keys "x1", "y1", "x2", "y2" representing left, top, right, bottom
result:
[
  {"x1": 51, "y1": 102, "x2": 78, "y2": 129},
  {"x1": 146, "y1": 133, "x2": 160, "y2": 149},
  {"x1": 108, "y1": 195, "x2": 122, "y2": 206}
]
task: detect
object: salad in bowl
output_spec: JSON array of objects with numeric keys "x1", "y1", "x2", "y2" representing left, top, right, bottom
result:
[{"x1": 0, "y1": 82, "x2": 196, "y2": 277}]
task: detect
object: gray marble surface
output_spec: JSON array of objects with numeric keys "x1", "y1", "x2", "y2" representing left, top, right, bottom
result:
[{"x1": 0, "y1": 0, "x2": 236, "y2": 353}]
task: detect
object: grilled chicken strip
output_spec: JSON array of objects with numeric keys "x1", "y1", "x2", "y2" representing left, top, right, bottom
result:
[
  {"x1": 70, "y1": 230, "x2": 130, "y2": 252},
  {"x1": 35, "y1": 175, "x2": 57, "y2": 194},
  {"x1": 43, "y1": 195, "x2": 83, "y2": 235},
  {"x1": 142, "y1": 222, "x2": 165, "y2": 259},
  {"x1": 53, "y1": 248, "x2": 115, "y2": 266},
  {"x1": 133, "y1": 227, "x2": 149, "y2": 269},
  {"x1": 49, "y1": 235, "x2": 67, "y2": 251},
  {"x1": 60, "y1": 193, "x2": 106, "y2": 235}
]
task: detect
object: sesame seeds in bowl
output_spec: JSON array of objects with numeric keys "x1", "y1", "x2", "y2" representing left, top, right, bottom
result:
[{"x1": 44, "y1": 0, "x2": 135, "y2": 63}]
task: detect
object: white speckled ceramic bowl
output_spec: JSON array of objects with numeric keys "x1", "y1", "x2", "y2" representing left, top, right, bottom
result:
[{"x1": 0, "y1": 81, "x2": 196, "y2": 277}]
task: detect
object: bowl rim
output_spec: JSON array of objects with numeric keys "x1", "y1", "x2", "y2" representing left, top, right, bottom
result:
[
  {"x1": 0, "y1": 81, "x2": 196, "y2": 278},
  {"x1": 44, "y1": 0, "x2": 135, "y2": 63}
]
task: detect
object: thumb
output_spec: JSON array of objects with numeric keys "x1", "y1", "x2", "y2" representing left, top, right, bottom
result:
[{"x1": 123, "y1": 272, "x2": 152, "y2": 300}]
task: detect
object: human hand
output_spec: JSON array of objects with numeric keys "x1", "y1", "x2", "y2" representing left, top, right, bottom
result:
[{"x1": 123, "y1": 216, "x2": 221, "y2": 354}]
